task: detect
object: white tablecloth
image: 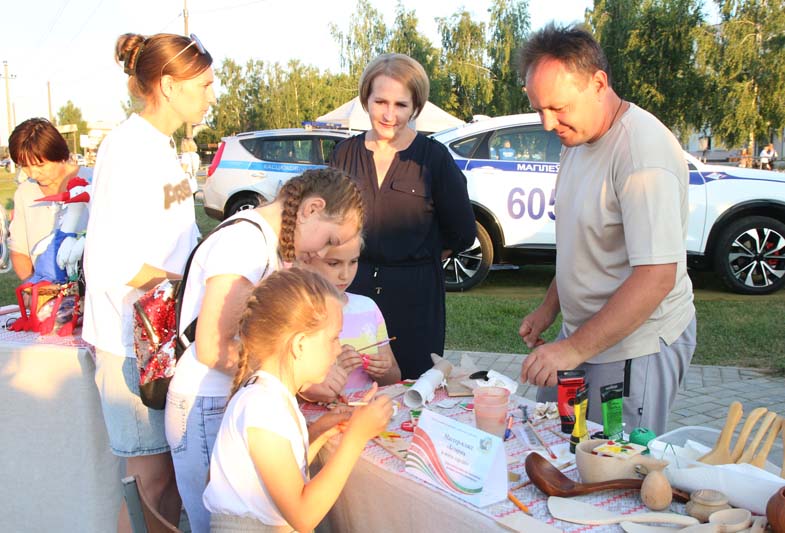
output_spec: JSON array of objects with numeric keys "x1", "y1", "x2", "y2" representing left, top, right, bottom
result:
[{"x1": 0, "y1": 330, "x2": 124, "y2": 532}]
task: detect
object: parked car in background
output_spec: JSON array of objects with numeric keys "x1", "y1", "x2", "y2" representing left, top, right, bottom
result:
[
  {"x1": 202, "y1": 127, "x2": 351, "y2": 220},
  {"x1": 432, "y1": 114, "x2": 785, "y2": 295}
]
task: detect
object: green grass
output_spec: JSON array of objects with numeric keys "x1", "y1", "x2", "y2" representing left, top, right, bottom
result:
[
  {"x1": 446, "y1": 267, "x2": 785, "y2": 374},
  {"x1": 3, "y1": 169, "x2": 784, "y2": 374}
]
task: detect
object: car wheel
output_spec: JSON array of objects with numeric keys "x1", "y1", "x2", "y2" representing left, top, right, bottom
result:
[
  {"x1": 444, "y1": 221, "x2": 493, "y2": 292},
  {"x1": 713, "y1": 215, "x2": 785, "y2": 294},
  {"x1": 225, "y1": 193, "x2": 263, "y2": 219}
]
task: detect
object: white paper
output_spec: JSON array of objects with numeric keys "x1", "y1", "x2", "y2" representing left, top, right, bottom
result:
[{"x1": 404, "y1": 368, "x2": 444, "y2": 408}]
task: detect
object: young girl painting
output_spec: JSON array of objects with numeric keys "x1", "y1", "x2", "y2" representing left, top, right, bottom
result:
[
  {"x1": 299, "y1": 235, "x2": 401, "y2": 398},
  {"x1": 203, "y1": 268, "x2": 393, "y2": 532}
]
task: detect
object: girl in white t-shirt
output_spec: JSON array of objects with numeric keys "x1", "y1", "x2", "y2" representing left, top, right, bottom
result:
[
  {"x1": 204, "y1": 268, "x2": 393, "y2": 532},
  {"x1": 165, "y1": 167, "x2": 365, "y2": 533}
]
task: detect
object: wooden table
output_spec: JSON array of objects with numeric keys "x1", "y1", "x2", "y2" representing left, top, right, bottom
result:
[{"x1": 0, "y1": 329, "x2": 124, "y2": 533}]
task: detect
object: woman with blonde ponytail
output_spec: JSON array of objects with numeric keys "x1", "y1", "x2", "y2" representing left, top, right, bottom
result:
[
  {"x1": 204, "y1": 268, "x2": 393, "y2": 532},
  {"x1": 164, "y1": 167, "x2": 364, "y2": 532},
  {"x1": 82, "y1": 31, "x2": 214, "y2": 531}
]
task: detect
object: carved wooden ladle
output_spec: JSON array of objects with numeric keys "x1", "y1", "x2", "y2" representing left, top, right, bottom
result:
[{"x1": 524, "y1": 452, "x2": 690, "y2": 502}]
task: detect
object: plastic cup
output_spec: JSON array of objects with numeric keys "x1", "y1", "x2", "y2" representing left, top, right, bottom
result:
[{"x1": 473, "y1": 386, "x2": 510, "y2": 437}]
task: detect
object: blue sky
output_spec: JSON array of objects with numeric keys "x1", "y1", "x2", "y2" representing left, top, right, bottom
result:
[{"x1": 2, "y1": 0, "x2": 594, "y2": 141}]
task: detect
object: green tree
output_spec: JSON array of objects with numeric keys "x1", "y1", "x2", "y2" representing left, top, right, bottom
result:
[
  {"x1": 330, "y1": 0, "x2": 389, "y2": 82},
  {"x1": 56, "y1": 100, "x2": 88, "y2": 153},
  {"x1": 438, "y1": 10, "x2": 494, "y2": 120},
  {"x1": 588, "y1": 0, "x2": 641, "y2": 99},
  {"x1": 209, "y1": 59, "x2": 267, "y2": 135},
  {"x1": 624, "y1": 0, "x2": 707, "y2": 137},
  {"x1": 388, "y1": 2, "x2": 450, "y2": 106},
  {"x1": 698, "y1": 0, "x2": 785, "y2": 151},
  {"x1": 487, "y1": 0, "x2": 531, "y2": 115}
]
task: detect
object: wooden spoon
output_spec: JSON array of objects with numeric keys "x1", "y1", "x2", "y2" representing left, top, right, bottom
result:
[
  {"x1": 738, "y1": 412, "x2": 778, "y2": 465},
  {"x1": 547, "y1": 497, "x2": 699, "y2": 526},
  {"x1": 524, "y1": 452, "x2": 689, "y2": 502},
  {"x1": 700, "y1": 401, "x2": 744, "y2": 465},
  {"x1": 730, "y1": 407, "x2": 769, "y2": 462}
]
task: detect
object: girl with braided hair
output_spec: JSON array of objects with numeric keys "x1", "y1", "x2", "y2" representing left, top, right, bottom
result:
[
  {"x1": 203, "y1": 268, "x2": 392, "y2": 532},
  {"x1": 83, "y1": 31, "x2": 214, "y2": 531},
  {"x1": 165, "y1": 167, "x2": 363, "y2": 532}
]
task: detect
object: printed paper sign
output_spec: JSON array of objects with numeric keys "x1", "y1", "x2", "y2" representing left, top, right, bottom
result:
[{"x1": 405, "y1": 409, "x2": 507, "y2": 507}]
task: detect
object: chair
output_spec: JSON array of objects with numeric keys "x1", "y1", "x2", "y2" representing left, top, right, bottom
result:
[{"x1": 121, "y1": 475, "x2": 182, "y2": 533}]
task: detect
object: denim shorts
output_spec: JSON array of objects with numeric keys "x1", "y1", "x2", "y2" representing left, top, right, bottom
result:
[
  {"x1": 93, "y1": 350, "x2": 170, "y2": 457},
  {"x1": 165, "y1": 391, "x2": 227, "y2": 533}
]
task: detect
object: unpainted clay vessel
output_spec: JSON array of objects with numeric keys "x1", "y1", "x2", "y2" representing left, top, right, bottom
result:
[
  {"x1": 640, "y1": 469, "x2": 672, "y2": 511},
  {"x1": 576, "y1": 439, "x2": 669, "y2": 483},
  {"x1": 768, "y1": 486, "x2": 785, "y2": 533},
  {"x1": 686, "y1": 489, "x2": 731, "y2": 523}
]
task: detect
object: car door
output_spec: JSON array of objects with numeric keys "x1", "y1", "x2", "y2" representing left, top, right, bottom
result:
[
  {"x1": 463, "y1": 125, "x2": 561, "y2": 248},
  {"x1": 239, "y1": 136, "x2": 324, "y2": 198}
]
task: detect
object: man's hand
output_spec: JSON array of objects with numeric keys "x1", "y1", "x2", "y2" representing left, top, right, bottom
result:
[
  {"x1": 519, "y1": 338, "x2": 583, "y2": 387},
  {"x1": 518, "y1": 305, "x2": 557, "y2": 349}
]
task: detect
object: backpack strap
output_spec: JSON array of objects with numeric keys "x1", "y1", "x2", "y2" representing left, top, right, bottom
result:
[{"x1": 174, "y1": 217, "x2": 267, "y2": 354}]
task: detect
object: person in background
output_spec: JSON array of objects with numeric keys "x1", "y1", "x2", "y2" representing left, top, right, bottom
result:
[
  {"x1": 7, "y1": 118, "x2": 92, "y2": 280},
  {"x1": 330, "y1": 53, "x2": 476, "y2": 380},
  {"x1": 203, "y1": 268, "x2": 392, "y2": 532},
  {"x1": 82, "y1": 32, "x2": 215, "y2": 531},
  {"x1": 299, "y1": 234, "x2": 401, "y2": 397},
  {"x1": 165, "y1": 168, "x2": 364, "y2": 533},
  {"x1": 760, "y1": 143, "x2": 778, "y2": 170},
  {"x1": 517, "y1": 24, "x2": 696, "y2": 436},
  {"x1": 180, "y1": 137, "x2": 200, "y2": 188}
]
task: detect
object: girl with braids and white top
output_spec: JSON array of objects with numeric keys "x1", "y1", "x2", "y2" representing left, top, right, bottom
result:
[
  {"x1": 165, "y1": 167, "x2": 365, "y2": 532},
  {"x1": 83, "y1": 31, "x2": 214, "y2": 531},
  {"x1": 204, "y1": 268, "x2": 393, "y2": 532}
]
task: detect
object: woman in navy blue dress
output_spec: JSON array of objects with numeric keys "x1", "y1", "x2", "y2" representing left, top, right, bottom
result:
[{"x1": 331, "y1": 53, "x2": 476, "y2": 379}]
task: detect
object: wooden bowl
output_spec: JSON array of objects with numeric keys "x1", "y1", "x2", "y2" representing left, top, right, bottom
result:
[
  {"x1": 708, "y1": 508, "x2": 751, "y2": 533},
  {"x1": 768, "y1": 486, "x2": 785, "y2": 533},
  {"x1": 575, "y1": 439, "x2": 669, "y2": 483}
]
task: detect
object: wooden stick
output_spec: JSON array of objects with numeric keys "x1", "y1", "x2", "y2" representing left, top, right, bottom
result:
[
  {"x1": 527, "y1": 420, "x2": 557, "y2": 459},
  {"x1": 507, "y1": 492, "x2": 530, "y2": 514},
  {"x1": 356, "y1": 336, "x2": 396, "y2": 353}
]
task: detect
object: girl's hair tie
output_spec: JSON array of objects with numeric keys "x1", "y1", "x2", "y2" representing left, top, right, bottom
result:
[{"x1": 123, "y1": 42, "x2": 146, "y2": 76}]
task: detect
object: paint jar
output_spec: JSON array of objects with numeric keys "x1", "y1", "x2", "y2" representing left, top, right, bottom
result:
[{"x1": 473, "y1": 387, "x2": 510, "y2": 437}]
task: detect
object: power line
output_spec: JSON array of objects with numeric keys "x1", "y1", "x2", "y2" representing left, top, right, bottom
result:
[
  {"x1": 192, "y1": 0, "x2": 268, "y2": 15},
  {"x1": 36, "y1": 0, "x2": 73, "y2": 49}
]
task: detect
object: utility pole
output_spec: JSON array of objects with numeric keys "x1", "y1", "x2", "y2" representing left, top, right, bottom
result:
[
  {"x1": 2, "y1": 60, "x2": 17, "y2": 142},
  {"x1": 182, "y1": 0, "x2": 192, "y2": 145},
  {"x1": 48, "y1": 81, "x2": 53, "y2": 122}
]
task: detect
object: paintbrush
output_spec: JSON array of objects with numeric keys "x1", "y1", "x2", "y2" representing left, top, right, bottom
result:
[
  {"x1": 356, "y1": 336, "x2": 397, "y2": 353},
  {"x1": 526, "y1": 420, "x2": 557, "y2": 459}
]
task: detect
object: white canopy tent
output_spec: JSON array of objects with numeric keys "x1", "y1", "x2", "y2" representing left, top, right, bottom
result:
[{"x1": 315, "y1": 97, "x2": 464, "y2": 134}]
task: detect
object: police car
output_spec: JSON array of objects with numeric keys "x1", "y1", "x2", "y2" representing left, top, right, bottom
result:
[
  {"x1": 202, "y1": 126, "x2": 350, "y2": 220},
  {"x1": 432, "y1": 114, "x2": 785, "y2": 295}
]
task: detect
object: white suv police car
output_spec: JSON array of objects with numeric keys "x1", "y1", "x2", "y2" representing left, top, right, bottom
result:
[
  {"x1": 433, "y1": 114, "x2": 785, "y2": 295},
  {"x1": 203, "y1": 127, "x2": 350, "y2": 220}
]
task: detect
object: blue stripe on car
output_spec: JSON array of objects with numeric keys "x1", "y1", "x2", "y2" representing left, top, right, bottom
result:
[{"x1": 218, "y1": 160, "x2": 324, "y2": 172}]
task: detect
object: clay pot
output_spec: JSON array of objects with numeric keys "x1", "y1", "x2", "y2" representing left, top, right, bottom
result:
[
  {"x1": 575, "y1": 439, "x2": 669, "y2": 483},
  {"x1": 768, "y1": 486, "x2": 785, "y2": 533},
  {"x1": 685, "y1": 489, "x2": 731, "y2": 523},
  {"x1": 708, "y1": 508, "x2": 752, "y2": 533}
]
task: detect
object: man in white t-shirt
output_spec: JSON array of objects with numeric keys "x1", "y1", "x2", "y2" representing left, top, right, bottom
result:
[{"x1": 516, "y1": 24, "x2": 696, "y2": 435}]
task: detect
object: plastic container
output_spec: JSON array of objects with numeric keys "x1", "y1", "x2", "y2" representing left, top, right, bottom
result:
[
  {"x1": 648, "y1": 425, "x2": 784, "y2": 515},
  {"x1": 473, "y1": 386, "x2": 509, "y2": 437}
]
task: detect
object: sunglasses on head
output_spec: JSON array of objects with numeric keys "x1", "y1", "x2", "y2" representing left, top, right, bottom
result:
[{"x1": 160, "y1": 33, "x2": 207, "y2": 78}]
